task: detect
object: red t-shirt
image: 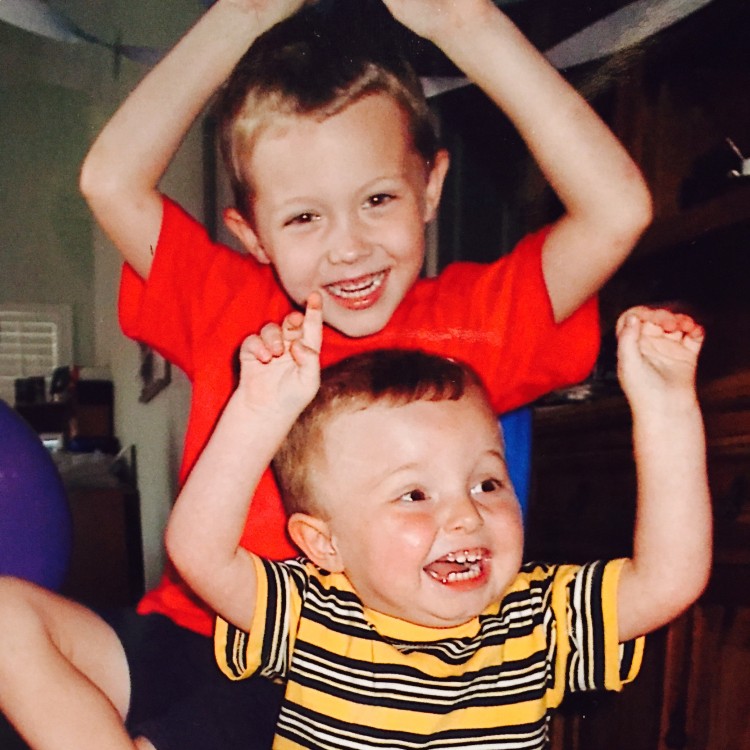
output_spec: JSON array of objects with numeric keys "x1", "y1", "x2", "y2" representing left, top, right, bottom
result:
[{"x1": 121, "y1": 197, "x2": 599, "y2": 635}]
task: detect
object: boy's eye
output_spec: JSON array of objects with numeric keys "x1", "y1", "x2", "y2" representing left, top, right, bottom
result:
[
  {"x1": 470, "y1": 478, "x2": 504, "y2": 497},
  {"x1": 399, "y1": 488, "x2": 428, "y2": 503},
  {"x1": 285, "y1": 212, "x2": 319, "y2": 227},
  {"x1": 365, "y1": 193, "x2": 394, "y2": 209}
]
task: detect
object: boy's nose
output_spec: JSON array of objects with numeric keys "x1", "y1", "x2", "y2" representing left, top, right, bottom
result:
[
  {"x1": 443, "y1": 494, "x2": 484, "y2": 534},
  {"x1": 327, "y1": 219, "x2": 372, "y2": 264}
]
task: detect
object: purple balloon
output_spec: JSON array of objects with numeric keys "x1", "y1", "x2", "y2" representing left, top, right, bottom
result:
[{"x1": 0, "y1": 400, "x2": 71, "y2": 589}]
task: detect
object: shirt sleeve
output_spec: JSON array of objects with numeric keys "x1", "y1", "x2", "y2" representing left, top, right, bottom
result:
[
  {"x1": 118, "y1": 196, "x2": 252, "y2": 380},
  {"x1": 428, "y1": 227, "x2": 600, "y2": 414},
  {"x1": 215, "y1": 557, "x2": 307, "y2": 682},
  {"x1": 546, "y1": 559, "x2": 644, "y2": 706}
]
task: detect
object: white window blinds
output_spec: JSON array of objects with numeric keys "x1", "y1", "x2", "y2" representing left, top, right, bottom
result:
[{"x1": 0, "y1": 304, "x2": 73, "y2": 405}]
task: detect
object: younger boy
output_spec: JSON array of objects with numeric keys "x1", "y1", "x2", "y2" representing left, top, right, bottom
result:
[
  {"x1": 0, "y1": 0, "x2": 651, "y2": 748},
  {"x1": 167, "y1": 296, "x2": 711, "y2": 750}
]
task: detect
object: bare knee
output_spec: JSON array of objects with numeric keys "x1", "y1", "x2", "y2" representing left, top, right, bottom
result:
[
  {"x1": 0, "y1": 575, "x2": 41, "y2": 600},
  {"x1": 0, "y1": 577, "x2": 55, "y2": 650},
  {"x1": 0, "y1": 576, "x2": 48, "y2": 628},
  {"x1": 0, "y1": 577, "x2": 56, "y2": 687},
  {"x1": 0, "y1": 574, "x2": 59, "y2": 611},
  {"x1": 0, "y1": 576, "x2": 131, "y2": 717}
]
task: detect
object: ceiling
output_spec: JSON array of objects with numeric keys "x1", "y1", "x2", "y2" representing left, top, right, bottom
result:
[
  {"x1": 26, "y1": 1, "x2": 746, "y2": 94},
  {"x1": 44, "y1": 0, "x2": 201, "y2": 49},
  {"x1": 38, "y1": 1, "x2": 702, "y2": 71}
]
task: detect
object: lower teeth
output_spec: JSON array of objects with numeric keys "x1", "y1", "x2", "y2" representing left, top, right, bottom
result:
[{"x1": 429, "y1": 563, "x2": 482, "y2": 584}]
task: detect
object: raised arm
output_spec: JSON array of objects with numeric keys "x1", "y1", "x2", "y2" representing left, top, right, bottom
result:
[
  {"x1": 383, "y1": 0, "x2": 653, "y2": 321},
  {"x1": 615, "y1": 307, "x2": 711, "y2": 643},
  {"x1": 79, "y1": 0, "x2": 308, "y2": 279},
  {"x1": 165, "y1": 295, "x2": 322, "y2": 630}
]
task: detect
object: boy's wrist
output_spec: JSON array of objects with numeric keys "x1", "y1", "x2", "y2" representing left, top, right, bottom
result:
[
  {"x1": 423, "y1": 0, "x2": 503, "y2": 48},
  {"x1": 227, "y1": 388, "x2": 306, "y2": 433},
  {"x1": 630, "y1": 390, "x2": 702, "y2": 426},
  {"x1": 213, "y1": 0, "x2": 302, "y2": 35}
]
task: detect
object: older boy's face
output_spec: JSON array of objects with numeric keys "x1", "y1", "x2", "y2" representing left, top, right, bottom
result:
[
  {"x1": 308, "y1": 389, "x2": 524, "y2": 628},
  {"x1": 237, "y1": 93, "x2": 447, "y2": 338}
]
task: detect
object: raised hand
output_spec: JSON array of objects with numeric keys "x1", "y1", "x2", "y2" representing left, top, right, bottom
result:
[
  {"x1": 616, "y1": 305, "x2": 704, "y2": 408},
  {"x1": 235, "y1": 292, "x2": 323, "y2": 417},
  {"x1": 380, "y1": 0, "x2": 489, "y2": 42},
  {"x1": 224, "y1": 0, "x2": 311, "y2": 25}
]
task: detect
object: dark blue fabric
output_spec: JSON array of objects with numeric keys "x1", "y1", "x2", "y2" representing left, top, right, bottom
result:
[
  {"x1": 102, "y1": 610, "x2": 283, "y2": 750},
  {"x1": 499, "y1": 406, "x2": 533, "y2": 520}
]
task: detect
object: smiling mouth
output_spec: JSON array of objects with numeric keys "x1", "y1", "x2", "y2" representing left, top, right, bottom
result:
[
  {"x1": 424, "y1": 549, "x2": 489, "y2": 585},
  {"x1": 324, "y1": 270, "x2": 388, "y2": 308}
]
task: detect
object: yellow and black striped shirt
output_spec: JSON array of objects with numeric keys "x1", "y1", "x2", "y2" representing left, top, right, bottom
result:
[{"x1": 216, "y1": 558, "x2": 643, "y2": 750}]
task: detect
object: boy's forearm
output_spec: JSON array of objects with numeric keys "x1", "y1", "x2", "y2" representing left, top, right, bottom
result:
[
  {"x1": 165, "y1": 393, "x2": 297, "y2": 622},
  {"x1": 425, "y1": 1, "x2": 652, "y2": 320},
  {"x1": 80, "y1": 1, "x2": 296, "y2": 276},
  {"x1": 617, "y1": 395, "x2": 712, "y2": 642}
]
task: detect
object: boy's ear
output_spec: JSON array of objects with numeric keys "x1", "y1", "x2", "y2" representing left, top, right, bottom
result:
[
  {"x1": 223, "y1": 207, "x2": 271, "y2": 264},
  {"x1": 423, "y1": 149, "x2": 450, "y2": 223},
  {"x1": 287, "y1": 513, "x2": 344, "y2": 573}
]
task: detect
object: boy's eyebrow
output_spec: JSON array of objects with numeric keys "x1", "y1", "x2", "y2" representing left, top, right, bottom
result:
[
  {"x1": 267, "y1": 174, "x2": 413, "y2": 214},
  {"x1": 481, "y1": 450, "x2": 510, "y2": 474},
  {"x1": 488, "y1": 449, "x2": 509, "y2": 466},
  {"x1": 361, "y1": 448, "x2": 509, "y2": 486}
]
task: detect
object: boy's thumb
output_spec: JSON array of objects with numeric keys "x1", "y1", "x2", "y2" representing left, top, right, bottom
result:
[{"x1": 617, "y1": 314, "x2": 642, "y2": 365}]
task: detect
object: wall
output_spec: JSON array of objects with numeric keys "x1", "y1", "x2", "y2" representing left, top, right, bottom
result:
[
  {"x1": 0, "y1": 4, "x2": 202, "y2": 588},
  {"x1": 0, "y1": 28, "x2": 94, "y2": 365}
]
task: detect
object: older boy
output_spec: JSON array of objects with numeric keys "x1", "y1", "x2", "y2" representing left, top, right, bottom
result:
[
  {"x1": 166, "y1": 296, "x2": 711, "y2": 749},
  {"x1": 84, "y1": 0, "x2": 650, "y2": 626},
  {"x1": 0, "y1": 0, "x2": 651, "y2": 748}
]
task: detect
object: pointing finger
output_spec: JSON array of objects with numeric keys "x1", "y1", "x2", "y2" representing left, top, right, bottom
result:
[{"x1": 301, "y1": 292, "x2": 323, "y2": 354}]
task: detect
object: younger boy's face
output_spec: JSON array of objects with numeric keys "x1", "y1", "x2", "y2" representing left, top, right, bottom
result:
[
  {"x1": 305, "y1": 389, "x2": 524, "y2": 628},
  {"x1": 227, "y1": 93, "x2": 448, "y2": 338}
]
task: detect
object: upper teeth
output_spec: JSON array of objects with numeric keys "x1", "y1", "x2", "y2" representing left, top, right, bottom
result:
[
  {"x1": 445, "y1": 550, "x2": 482, "y2": 564},
  {"x1": 326, "y1": 271, "x2": 385, "y2": 299}
]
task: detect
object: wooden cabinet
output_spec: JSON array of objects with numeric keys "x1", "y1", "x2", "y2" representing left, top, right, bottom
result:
[
  {"x1": 526, "y1": 373, "x2": 750, "y2": 749},
  {"x1": 61, "y1": 484, "x2": 145, "y2": 609}
]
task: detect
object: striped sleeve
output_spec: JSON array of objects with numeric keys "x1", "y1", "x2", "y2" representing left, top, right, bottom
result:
[
  {"x1": 215, "y1": 557, "x2": 308, "y2": 681},
  {"x1": 559, "y1": 559, "x2": 644, "y2": 696}
]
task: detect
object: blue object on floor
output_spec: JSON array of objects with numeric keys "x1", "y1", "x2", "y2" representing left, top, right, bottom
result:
[
  {"x1": 498, "y1": 407, "x2": 533, "y2": 520},
  {"x1": 0, "y1": 400, "x2": 72, "y2": 590}
]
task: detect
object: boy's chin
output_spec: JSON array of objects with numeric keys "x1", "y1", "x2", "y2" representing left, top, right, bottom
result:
[
  {"x1": 327, "y1": 322, "x2": 386, "y2": 339},
  {"x1": 323, "y1": 308, "x2": 393, "y2": 339}
]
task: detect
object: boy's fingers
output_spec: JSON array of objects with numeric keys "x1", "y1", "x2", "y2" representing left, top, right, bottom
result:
[
  {"x1": 240, "y1": 334, "x2": 273, "y2": 364},
  {"x1": 675, "y1": 315, "x2": 705, "y2": 340},
  {"x1": 664, "y1": 329, "x2": 684, "y2": 342},
  {"x1": 617, "y1": 307, "x2": 704, "y2": 343},
  {"x1": 616, "y1": 310, "x2": 644, "y2": 339},
  {"x1": 281, "y1": 311, "x2": 305, "y2": 335},
  {"x1": 689, "y1": 324, "x2": 705, "y2": 341},
  {"x1": 302, "y1": 293, "x2": 323, "y2": 354},
  {"x1": 673, "y1": 313, "x2": 693, "y2": 332},
  {"x1": 683, "y1": 332, "x2": 704, "y2": 354},
  {"x1": 616, "y1": 305, "x2": 651, "y2": 337},
  {"x1": 259, "y1": 322, "x2": 285, "y2": 356},
  {"x1": 616, "y1": 314, "x2": 641, "y2": 368}
]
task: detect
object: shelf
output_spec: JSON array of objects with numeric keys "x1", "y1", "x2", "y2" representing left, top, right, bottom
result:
[{"x1": 635, "y1": 184, "x2": 750, "y2": 258}]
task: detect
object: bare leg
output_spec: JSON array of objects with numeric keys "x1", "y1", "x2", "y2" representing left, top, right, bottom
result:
[{"x1": 0, "y1": 577, "x2": 136, "y2": 750}]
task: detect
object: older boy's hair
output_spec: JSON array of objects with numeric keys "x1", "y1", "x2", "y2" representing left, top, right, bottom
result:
[
  {"x1": 272, "y1": 349, "x2": 485, "y2": 517},
  {"x1": 215, "y1": 7, "x2": 440, "y2": 219}
]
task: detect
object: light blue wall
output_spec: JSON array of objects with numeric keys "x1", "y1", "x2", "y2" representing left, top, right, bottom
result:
[
  {"x1": 0, "y1": 76, "x2": 94, "y2": 364},
  {"x1": 0, "y1": 10, "x2": 201, "y2": 587}
]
